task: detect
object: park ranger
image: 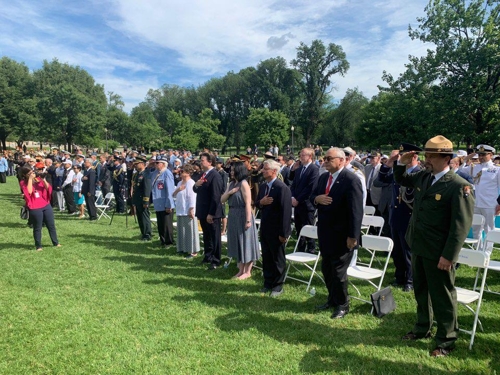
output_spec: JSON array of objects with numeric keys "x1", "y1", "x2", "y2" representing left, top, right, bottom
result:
[
  {"x1": 460, "y1": 144, "x2": 500, "y2": 254},
  {"x1": 131, "y1": 156, "x2": 152, "y2": 241},
  {"x1": 392, "y1": 135, "x2": 474, "y2": 357}
]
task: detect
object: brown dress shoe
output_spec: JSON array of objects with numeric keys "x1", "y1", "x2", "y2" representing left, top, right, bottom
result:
[
  {"x1": 401, "y1": 331, "x2": 432, "y2": 341},
  {"x1": 430, "y1": 347, "x2": 454, "y2": 357}
]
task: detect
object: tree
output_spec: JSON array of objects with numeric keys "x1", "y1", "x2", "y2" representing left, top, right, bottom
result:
[
  {"x1": 105, "y1": 91, "x2": 129, "y2": 145},
  {"x1": 291, "y1": 40, "x2": 350, "y2": 145},
  {"x1": 381, "y1": 0, "x2": 500, "y2": 146},
  {"x1": 33, "y1": 59, "x2": 107, "y2": 150},
  {"x1": 0, "y1": 57, "x2": 37, "y2": 149},
  {"x1": 127, "y1": 102, "x2": 163, "y2": 151},
  {"x1": 243, "y1": 108, "x2": 290, "y2": 149},
  {"x1": 321, "y1": 88, "x2": 369, "y2": 147}
]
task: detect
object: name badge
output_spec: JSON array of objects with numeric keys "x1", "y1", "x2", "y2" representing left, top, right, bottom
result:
[
  {"x1": 435, "y1": 194, "x2": 441, "y2": 201},
  {"x1": 34, "y1": 191, "x2": 40, "y2": 199}
]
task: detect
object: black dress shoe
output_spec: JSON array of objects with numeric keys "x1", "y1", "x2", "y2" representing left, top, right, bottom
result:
[
  {"x1": 430, "y1": 347, "x2": 454, "y2": 357},
  {"x1": 315, "y1": 302, "x2": 333, "y2": 311},
  {"x1": 403, "y1": 284, "x2": 414, "y2": 292},
  {"x1": 207, "y1": 264, "x2": 218, "y2": 271},
  {"x1": 331, "y1": 306, "x2": 349, "y2": 319},
  {"x1": 259, "y1": 287, "x2": 271, "y2": 294}
]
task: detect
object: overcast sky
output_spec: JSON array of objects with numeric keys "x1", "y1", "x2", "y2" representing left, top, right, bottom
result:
[{"x1": 0, "y1": 0, "x2": 431, "y2": 111}]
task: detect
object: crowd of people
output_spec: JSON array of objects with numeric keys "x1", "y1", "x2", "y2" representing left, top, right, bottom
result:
[{"x1": 3, "y1": 135, "x2": 497, "y2": 357}]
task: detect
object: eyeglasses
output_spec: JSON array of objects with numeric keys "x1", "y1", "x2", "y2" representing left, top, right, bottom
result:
[{"x1": 323, "y1": 156, "x2": 342, "y2": 162}]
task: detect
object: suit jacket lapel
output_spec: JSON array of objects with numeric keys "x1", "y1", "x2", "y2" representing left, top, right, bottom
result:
[{"x1": 328, "y1": 169, "x2": 345, "y2": 197}]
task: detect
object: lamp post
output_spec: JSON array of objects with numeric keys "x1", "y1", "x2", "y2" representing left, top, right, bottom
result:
[
  {"x1": 291, "y1": 126, "x2": 295, "y2": 155},
  {"x1": 104, "y1": 128, "x2": 108, "y2": 153}
]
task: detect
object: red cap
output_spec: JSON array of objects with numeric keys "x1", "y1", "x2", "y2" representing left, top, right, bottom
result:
[{"x1": 35, "y1": 162, "x2": 45, "y2": 170}]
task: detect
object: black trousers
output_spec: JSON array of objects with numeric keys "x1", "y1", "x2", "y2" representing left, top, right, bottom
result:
[
  {"x1": 0, "y1": 171, "x2": 6, "y2": 183},
  {"x1": 136, "y1": 204, "x2": 152, "y2": 239},
  {"x1": 391, "y1": 227, "x2": 412, "y2": 285},
  {"x1": 84, "y1": 193, "x2": 97, "y2": 220},
  {"x1": 261, "y1": 233, "x2": 286, "y2": 291},
  {"x1": 321, "y1": 250, "x2": 354, "y2": 308},
  {"x1": 294, "y1": 208, "x2": 316, "y2": 251},
  {"x1": 199, "y1": 217, "x2": 221, "y2": 266},
  {"x1": 155, "y1": 210, "x2": 174, "y2": 246},
  {"x1": 29, "y1": 204, "x2": 59, "y2": 249},
  {"x1": 63, "y1": 184, "x2": 77, "y2": 213},
  {"x1": 113, "y1": 184, "x2": 125, "y2": 213}
]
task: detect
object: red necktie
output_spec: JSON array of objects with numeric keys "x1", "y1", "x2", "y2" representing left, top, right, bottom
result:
[
  {"x1": 325, "y1": 174, "x2": 333, "y2": 195},
  {"x1": 201, "y1": 172, "x2": 207, "y2": 180}
]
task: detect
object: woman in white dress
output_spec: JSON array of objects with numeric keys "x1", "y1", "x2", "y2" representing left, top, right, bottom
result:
[{"x1": 172, "y1": 164, "x2": 200, "y2": 258}]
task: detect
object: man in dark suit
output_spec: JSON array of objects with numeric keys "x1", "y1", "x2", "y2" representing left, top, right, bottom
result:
[
  {"x1": 290, "y1": 148, "x2": 319, "y2": 253},
  {"x1": 277, "y1": 155, "x2": 291, "y2": 186},
  {"x1": 194, "y1": 152, "x2": 224, "y2": 270},
  {"x1": 394, "y1": 135, "x2": 474, "y2": 357},
  {"x1": 81, "y1": 158, "x2": 98, "y2": 220},
  {"x1": 255, "y1": 159, "x2": 292, "y2": 297},
  {"x1": 311, "y1": 147, "x2": 363, "y2": 319}
]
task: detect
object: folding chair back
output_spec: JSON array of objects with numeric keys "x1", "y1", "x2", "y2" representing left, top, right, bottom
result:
[
  {"x1": 347, "y1": 235, "x2": 393, "y2": 308},
  {"x1": 96, "y1": 192, "x2": 114, "y2": 220},
  {"x1": 456, "y1": 248, "x2": 490, "y2": 349},
  {"x1": 361, "y1": 215, "x2": 384, "y2": 236},
  {"x1": 464, "y1": 214, "x2": 485, "y2": 250},
  {"x1": 364, "y1": 206, "x2": 376, "y2": 216},
  {"x1": 284, "y1": 225, "x2": 322, "y2": 292},
  {"x1": 475, "y1": 229, "x2": 500, "y2": 296}
]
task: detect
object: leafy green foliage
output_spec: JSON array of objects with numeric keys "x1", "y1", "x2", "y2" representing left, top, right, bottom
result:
[{"x1": 244, "y1": 108, "x2": 290, "y2": 149}]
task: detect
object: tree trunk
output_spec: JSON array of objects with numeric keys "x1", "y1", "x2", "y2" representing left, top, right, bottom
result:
[{"x1": 0, "y1": 136, "x2": 6, "y2": 150}]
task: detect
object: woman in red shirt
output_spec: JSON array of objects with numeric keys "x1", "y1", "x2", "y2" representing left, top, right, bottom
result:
[{"x1": 19, "y1": 165, "x2": 61, "y2": 251}]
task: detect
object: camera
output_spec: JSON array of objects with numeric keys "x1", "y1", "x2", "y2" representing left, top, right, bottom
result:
[{"x1": 35, "y1": 171, "x2": 47, "y2": 179}]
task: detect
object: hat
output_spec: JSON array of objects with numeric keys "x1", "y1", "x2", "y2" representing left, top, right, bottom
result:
[
  {"x1": 263, "y1": 152, "x2": 275, "y2": 160},
  {"x1": 424, "y1": 135, "x2": 453, "y2": 154},
  {"x1": 91, "y1": 152, "x2": 97, "y2": 156},
  {"x1": 230, "y1": 155, "x2": 241, "y2": 162},
  {"x1": 215, "y1": 158, "x2": 224, "y2": 164},
  {"x1": 369, "y1": 152, "x2": 381, "y2": 157},
  {"x1": 456, "y1": 150, "x2": 468, "y2": 157},
  {"x1": 35, "y1": 162, "x2": 45, "y2": 169},
  {"x1": 381, "y1": 154, "x2": 389, "y2": 159},
  {"x1": 51, "y1": 147, "x2": 59, "y2": 150},
  {"x1": 76, "y1": 154, "x2": 85, "y2": 158},
  {"x1": 62, "y1": 150, "x2": 71, "y2": 155},
  {"x1": 114, "y1": 156, "x2": 124, "y2": 161},
  {"x1": 398, "y1": 143, "x2": 423, "y2": 153},
  {"x1": 23, "y1": 155, "x2": 31, "y2": 159},
  {"x1": 475, "y1": 144, "x2": 495, "y2": 154},
  {"x1": 134, "y1": 156, "x2": 148, "y2": 164},
  {"x1": 63, "y1": 160, "x2": 72, "y2": 165},
  {"x1": 239, "y1": 154, "x2": 251, "y2": 161},
  {"x1": 343, "y1": 147, "x2": 355, "y2": 156},
  {"x1": 156, "y1": 156, "x2": 169, "y2": 164}
]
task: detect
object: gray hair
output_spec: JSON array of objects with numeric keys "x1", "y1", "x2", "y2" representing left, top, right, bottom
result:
[
  {"x1": 263, "y1": 159, "x2": 280, "y2": 173},
  {"x1": 85, "y1": 158, "x2": 93, "y2": 164},
  {"x1": 328, "y1": 147, "x2": 346, "y2": 158}
]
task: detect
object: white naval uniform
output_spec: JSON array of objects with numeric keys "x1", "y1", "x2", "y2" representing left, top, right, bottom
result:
[{"x1": 460, "y1": 160, "x2": 500, "y2": 253}]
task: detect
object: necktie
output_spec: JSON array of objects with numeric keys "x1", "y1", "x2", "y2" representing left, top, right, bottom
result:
[
  {"x1": 325, "y1": 174, "x2": 333, "y2": 195},
  {"x1": 367, "y1": 168, "x2": 374, "y2": 189},
  {"x1": 428, "y1": 175, "x2": 435, "y2": 189},
  {"x1": 201, "y1": 172, "x2": 207, "y2": 180},
  {"x1": 300, "y1": 166, "x2": 306, "y2": 178},
  {"x1": 264, "y1": 184, "x2": 270, "y2": 196}
]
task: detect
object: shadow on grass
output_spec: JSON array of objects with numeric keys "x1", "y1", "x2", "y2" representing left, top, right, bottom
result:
[{"x1": 1, "y1": 242, "x2": 34, "y2": 251}]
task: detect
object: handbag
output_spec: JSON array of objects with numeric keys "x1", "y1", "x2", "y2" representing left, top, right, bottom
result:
[
  {"x1": 20, "y1": 206, "x2": 29, "y2": 220},
  {"x1": 371, "y1": 287, "x2": 396, "y2": 318}
]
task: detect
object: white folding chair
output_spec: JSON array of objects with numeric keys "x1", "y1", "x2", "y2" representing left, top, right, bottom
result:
[
  {"x1": 475, "y1": 230, "x2": 500, "y2": 296},
  {"x1": 94, "y1": 190, "x2": 103, "y2": 205},
  {"x1": 356, "y1": 215, "x2": 385, "y2": 267},
  {"x1": 347, "y1": 235, "x2": 393, "y2": 311},
  {"x1": 464, "y1": 214, "x2": 485, "y2": 250},
  {"x1": 456, "y1": 248, "x2": 490, "y2": 349},
  {"x1": 284, "y1": 225, "x2": 323, "y2": 292},
  {"x1": 96, "y1": 193, "x2": 114, "y2": 220},
  {"x1": 364, "y1": 206, "x2": 376, "y2": 216}
]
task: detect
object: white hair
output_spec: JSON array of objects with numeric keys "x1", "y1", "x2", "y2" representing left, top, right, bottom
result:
[{"x1": 263, "y1": 159, "x2": 280, "y2": 173}]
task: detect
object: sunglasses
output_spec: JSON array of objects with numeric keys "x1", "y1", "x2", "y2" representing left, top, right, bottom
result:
[{"x1": 324, "y1": 156, "x2": 342, "y2": 162}]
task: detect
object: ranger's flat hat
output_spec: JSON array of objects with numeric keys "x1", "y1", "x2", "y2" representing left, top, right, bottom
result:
[
  {"x1": 263, "y1": 151, "x2": 275, "y2": 160},
  {"x1": 230, "y1": 155, "x2": 241, "y2": 162},
  {"x1": 424, "y1": 135, "x2": 453, "y2": 154},
  {"x1": 476, "y1": 144, "x2": 495, "y2": 154},
  {"x1": 239, "y1": 154, "x2": 251, "y2": 161},
  {"x1": 343, "y1": 147, "x2": 355, "y2": 155}
]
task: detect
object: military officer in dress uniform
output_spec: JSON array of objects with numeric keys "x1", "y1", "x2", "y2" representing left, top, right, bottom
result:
[
  {"x1": 111, "y1": 156, "x2": 127, "y2": 213},
  {"x1": 377, "y1": 143, "x2": 422, "y2": 292},
  {"x1": 460, "y1": 144, "x2": 500, "y2": 254},
  {"x1": 393, "y1": 135, "x2": 474, "y2": 357},
  {"x1": 131, "y1": 156, "x2": 152, "y2": 241},
  {"x1": 343, "y1": 147, "x2": 367, "y2": 207}
]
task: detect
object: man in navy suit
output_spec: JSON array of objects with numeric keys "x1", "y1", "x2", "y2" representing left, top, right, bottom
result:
[
  {"x1": 311, "y1": 147, "x2": 363, "y2": 319},
  {"x1": 194, "y1": 152, "x2": 224, "y2": 270},
  {"x1": 290, "y1": 148, "x2": 319, "y2": 253},
  {"x1": 256, "y1": 159, "x2": 292, "y2": 297}
]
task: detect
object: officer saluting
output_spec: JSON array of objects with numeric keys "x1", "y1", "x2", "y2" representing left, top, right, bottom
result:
[
  {"x1": 131, "y1": 156, "x2": 152, "y2": 241},
  {"x1": 459, "y1": 144, "x2": 500, "y2": 254}
]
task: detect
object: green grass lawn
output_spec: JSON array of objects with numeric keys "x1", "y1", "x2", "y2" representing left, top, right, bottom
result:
[{"x1": 1, "y1": 177, "x2": 499, "y2": 374}]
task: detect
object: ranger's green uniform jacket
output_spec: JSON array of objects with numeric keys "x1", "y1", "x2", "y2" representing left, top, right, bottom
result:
[{"x1": 393, "y1": 165, "x2": 474, "y2": 262}]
